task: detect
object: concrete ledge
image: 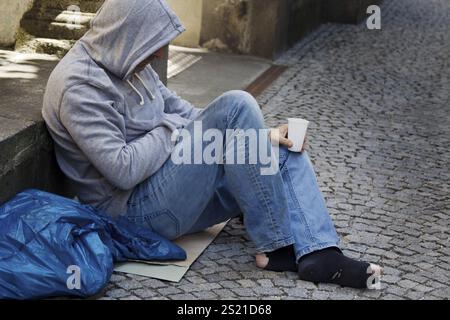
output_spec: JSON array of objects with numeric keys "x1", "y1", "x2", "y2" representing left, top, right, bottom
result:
[
  {"x1": 0, "y1": 120, "x2": 66, "y2": 204},
  {"x1": 0, "y1": 50, "x2": 66, "y2": 204}
]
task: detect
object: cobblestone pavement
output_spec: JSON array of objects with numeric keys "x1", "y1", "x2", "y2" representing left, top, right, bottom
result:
[{"x1": 104, "y1": 0, "x2": 449, "y2": 300}]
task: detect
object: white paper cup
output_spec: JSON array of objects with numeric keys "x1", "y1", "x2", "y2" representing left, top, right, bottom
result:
[{"x1": 288, "y1": 118, "x2": 309, "y2": 152}]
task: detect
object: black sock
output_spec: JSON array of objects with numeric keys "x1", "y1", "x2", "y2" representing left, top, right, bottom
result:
[
  {"x1": 297, "y1": 247, "x2": 372, "y2": 289},
  {"x1": 264, "y1": 245, "x2": 297, "y2": 272}
]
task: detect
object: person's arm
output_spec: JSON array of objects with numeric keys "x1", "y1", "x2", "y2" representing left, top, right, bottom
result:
[
  {"x1": 150, "y1": 68, "x2": 202, "y2": 120},
  {"x1": 60, "y1": 84, "x2": 174, "y2": 190}
]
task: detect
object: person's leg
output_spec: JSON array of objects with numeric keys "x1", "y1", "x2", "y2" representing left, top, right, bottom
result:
[
  {"x1": 256, "y1": 147, "x2": 382, "y2": 288},
  {"x1": 189, "y1": 146, "x2": 341, "y2": 271},
  {"x1": 185, "y1": 176, "x2": 240, "y2": 235},
  {"x1": 126, "y1": 91, "x2": 294, "y2": 254},
  {"x1": 279, "y1": 147, "x2": 341, "y2": 259},
  {"x1": 126, "y1": 90, "x2": 381, "y2": 288}
]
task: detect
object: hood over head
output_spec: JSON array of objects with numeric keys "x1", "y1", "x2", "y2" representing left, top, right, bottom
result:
[{"x1": 80, "y1": 0, "x2": 184, "y2": 80}]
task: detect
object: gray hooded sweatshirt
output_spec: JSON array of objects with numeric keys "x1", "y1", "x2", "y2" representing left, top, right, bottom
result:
[{"x1": 43, "y1": 0, "x2": 200, "y2": 218}]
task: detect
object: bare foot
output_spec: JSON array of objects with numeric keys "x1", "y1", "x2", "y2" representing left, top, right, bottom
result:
[{"x1": 255, "y1": 253, "x2": 269, "y2": 269}]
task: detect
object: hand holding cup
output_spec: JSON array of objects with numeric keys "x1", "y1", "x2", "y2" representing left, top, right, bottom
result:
[
  {"x1": 288, "y1": 118, "x2": 309, "y2": 153},
  {"x1": 269, "y1": 119, "x2": 309, "y2": 153}
]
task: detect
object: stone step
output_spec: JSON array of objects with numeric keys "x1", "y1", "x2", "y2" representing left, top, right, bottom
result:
[
  {"x1": 23, "y1": 8, "x2": 96, "y2": 26},
  {"x1": 21, "y1": 18, "x2": 90, "y2": 40},
  {"x1": 16, "y1": 36, "x2": 75, "y2": 58},
  {"x1": 18, "y1": 1, "x2": 101, "y2": 52},
  {"x1": 21, "y1": 7, "x2": 96, "y2": 40},
  {"x1": 29, "y1": 0, "x2": 104, "y2": 13}
]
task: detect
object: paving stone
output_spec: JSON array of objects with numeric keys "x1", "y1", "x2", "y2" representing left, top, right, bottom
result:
[
  {"x1": 116, "y1": 279, "x2": 142, "y2": 290},
  {"x1": 361, "y1": 290, "x2": 382, "y2": 299},
  {"x1": 193, "y1": 291, "x2": 219, "y2": 299},
  {"x1": 295, "y1": 280, "x2": 319, "y2": 290},
  {"x1": 256, "y1": 279, "x2": 274, "y2": 287},
  {"x1": 120, "y1": 295, "x2": 141, "y2": 300},
  {"x1": 141, "y1": 279, "x2": 167, "y2": 289},
  {"x1": 157, "y1": 286, "x2": 182, "y2": 296},
  {"x1": 382, "y1": 294, "x2": 405, "y2": 300},
  {"x1": 237, "y1": 279, "x2": 257, "y2": 288},
  {"x1": 98, "y1": 296, "x2": 117, "y2": 300},
  {"x1": 333, "y1": 292, "x2": 358, "y2": 300},
  {"x1": 405, "y1": 291, "x2": 426, "y2": 300},
  {"x1": 428, "y1": 287, "x2": 450, "y2": 299},
  {"x1": 382, "y1": 275, "x2": 402, "y2": 285},
  {"x1": 213, "y1": 288, "x2": 236, "y2": 298},
  {"x1": 231, "y1": 288, "x2": 256, "y2": 297},
  {"x1": 198, "y1": 283, "x2": 223, "y2": 291},
  {"x1": 106, "y1": 288, "x2": 129, "y2": 299},
  {"x1": 133, "y1": 289, "x2": 159, "y2": 299},
  {"x1": 311, "y1": 291, "x2": 330, "y2": 300},
  {"x1": 252, "y1": 286, "x2": 284, "y2": 296},
  {"x1": 187, "y1": 275, "x2": 208, "y2": 284},
  {"x1": 386, "y1": 286, "x2": 408, "y2": 297},
  {"x1": 169, "y1": 293, "x2": 197, "y2": 300},
  {"x1": 110, "y1": 273, "x2": 127, "y2": 282},
  {"x1": 397, "y1": 279, "x2": 419, "y2": 290},
  {"x1": 273, "y1": 278, "x2": 296, "y2": 288},
  {"x1": 219, "y1": 280, "x2": 240, "y2": 289},
  {"x1": 204, "y1": 273, "x2": 227, "y2": 282},
  {"x1": 284, "y1": 287, "x2": 308, "y2": 298}
]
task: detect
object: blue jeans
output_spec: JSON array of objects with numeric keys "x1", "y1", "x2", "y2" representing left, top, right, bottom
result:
[{"x1": 126, "y1": 90, "x2": 340, "y2": 261}]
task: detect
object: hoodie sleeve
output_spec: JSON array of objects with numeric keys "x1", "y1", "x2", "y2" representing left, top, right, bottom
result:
[
  {"x1": 151, "y1": 68, "x2": 202, "y2": 120},
  {"x1": 60, "y1": 83, "x2": 175, "y2": 190}
]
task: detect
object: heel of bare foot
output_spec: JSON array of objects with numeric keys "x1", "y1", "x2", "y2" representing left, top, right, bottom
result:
[{"x1": 255, "y1": 253, "x2": 269, "y2": 269}]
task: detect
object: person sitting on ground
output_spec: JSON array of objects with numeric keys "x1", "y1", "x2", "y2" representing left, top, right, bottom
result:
[{"x1": 43, "y1": 0, "x2": 382, "y2": 289}]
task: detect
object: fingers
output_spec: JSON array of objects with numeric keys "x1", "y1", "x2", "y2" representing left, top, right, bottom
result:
[
  {"x1": 269, "y1": 125, "x2": 293, "y2": 148},
  {"x1": 279, "y1": 137, "x2": 294, "y2": 148},
  {"x1": 279, "y1": 124, "x2": 289, "y2": 137}
]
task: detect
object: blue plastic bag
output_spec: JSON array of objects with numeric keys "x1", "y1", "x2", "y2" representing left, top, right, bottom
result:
[{"x1": 0, "y1": 189, "x2": 186, "y2": 299}]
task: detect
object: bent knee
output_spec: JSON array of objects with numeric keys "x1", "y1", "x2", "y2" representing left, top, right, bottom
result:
[
  {"x1": 222, "y1": 90, "x2": 260, "y2": 111},
  {"x1": 222, "y1": 90, "x2": 257, "y2": 103},
  {"x1": 220, "y1": 90, "x2": 263, "y2": 125}
]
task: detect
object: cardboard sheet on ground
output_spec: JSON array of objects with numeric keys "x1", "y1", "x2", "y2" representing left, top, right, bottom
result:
[{"x1": 114, "y1": 222, "x2": 227, "y2": 282}]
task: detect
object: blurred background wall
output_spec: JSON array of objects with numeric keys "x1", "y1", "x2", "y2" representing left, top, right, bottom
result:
[
  {"x1": 168, "y1": 0, "x2": 380, "y2": 59},
  {"x1": 1, "y1": 0, "x2": 381, "y2": 59},
  {"x1": 0, "y1": 0, "x2": 34, "y2": 47}
]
